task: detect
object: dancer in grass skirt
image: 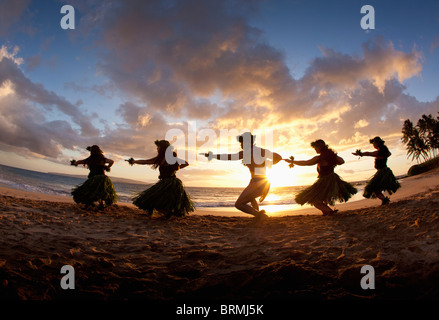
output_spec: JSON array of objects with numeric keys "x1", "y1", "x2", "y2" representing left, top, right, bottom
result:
[
  {"x1": 284, "y1": 139, "x2": 357, "y2": 215},
  {"x1": 126, "y1": 140, "x2": 195, "y2": 218},
  {"x1": 353, "y1": 136, "x2": 400, "y2": 205},
  {"x1": 71, "y1": 145, "x2": 117, "y2": 209}
]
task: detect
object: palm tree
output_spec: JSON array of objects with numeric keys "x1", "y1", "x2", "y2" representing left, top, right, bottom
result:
[
  {"x1": 417, "y1": 114, "x2": 439, "y2": 158},
  {"x1": 401, "y1": 118, "x2": 429, "y2": 163},
  {"x1": 432, "y1": 112, "x2": 439, "y2": 157},
  {"x1": 401, "y1": 119, "x2": 414, "y2": 145}
]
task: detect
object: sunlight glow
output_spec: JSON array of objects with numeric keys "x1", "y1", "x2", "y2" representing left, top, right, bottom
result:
[{"x1": 266, "y1": 162, "x2": 296, "y2": 187}]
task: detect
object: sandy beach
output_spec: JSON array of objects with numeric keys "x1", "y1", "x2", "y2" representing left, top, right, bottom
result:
[{"x1": 1, "y1": 168, "x2": 439, "y2": 302}]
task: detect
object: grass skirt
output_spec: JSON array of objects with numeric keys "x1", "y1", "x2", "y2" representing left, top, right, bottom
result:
[
  {"x1": 363, "y1": 167, "x2": 401, "y2": 198},
  {"x1": 132, "y1": 177, "x2": 195, "y2": 217},
  {"x1": 71, "y1": 175, "x2": 117, "y2": 206},
  {"x1": 295, "y1": 172, "x2": 357, "y2": 206}
]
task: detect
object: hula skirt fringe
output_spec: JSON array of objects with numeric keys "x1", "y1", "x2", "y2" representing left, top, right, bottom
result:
[
  {"x1": 132, "y1": 177, "x2": 195, "y2": 217},
  {"x1": 295, "y1": 172, "x2": 357, "y2": 206},
  {"x1": 71, "y1": 175, "x2": 117, "y2": 206},
  {"x1": 363, "y1": 167, "x2": 401, "y2": 198}
]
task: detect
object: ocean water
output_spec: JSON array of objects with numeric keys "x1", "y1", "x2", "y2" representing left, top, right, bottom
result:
[{"x1": 0, "y1": 164, "x2": 367, "y2": 212}]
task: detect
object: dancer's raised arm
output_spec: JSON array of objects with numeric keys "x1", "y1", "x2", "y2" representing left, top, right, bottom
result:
[
  {"x1": 126, "y1": 157, "x2": 156, "y2": 165},
  {"x1": 272, "y1": 152, "x2": 282, "y2": 164},
  {"x1": 177, "y1": 158, "x2": 189, "y2": 169},
  {"x1": 203, "y1": 151, "x2": 243, "y2": 161},
  {"x1": 71, "y1": 159, "x2": 86, "y2": 166},
  {"x1": 285, "y1": 154, "x2": 344, "y2": 166},
  {"x1": 259, "y1": 149, "x2": 282, "y2": 164},
  {"x1": 72, "y1": 157, "x2": 113, "y2": 171},
  {"x1": 285, "y1": 155, "x2": 320, "y2": 166},
  {"x1": 204, "y1": 149, "x2": 282, "y2": 163},
  {"x1": 353, "y1": 150, "x2": 378, "y2": 157},
  {"x1": 353, "y1": 149, "x2": 391, "y2": 158}
]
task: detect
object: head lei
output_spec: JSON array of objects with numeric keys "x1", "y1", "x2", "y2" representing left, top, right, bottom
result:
[
  {"x1": 86, "y1": 145, "x2": 103, "y2": 154},
  {"x1": 236, "y1": 132, "x2": 256, "y2": 147},
  {"x1": 369, "y1": 136, "x2": 385, "y2": 145},
  {"x1": 310, "y1": 139, "x2": 327, "y2": 150},
  {"x1": 154, "y1": 139, "x2": 172, "y2": 150},
  {"x1": 154, "y1": 140, "x2": 176, "y2": 157}
]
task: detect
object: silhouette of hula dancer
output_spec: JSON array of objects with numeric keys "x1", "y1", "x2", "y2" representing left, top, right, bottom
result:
[
  {"x1": 285, "y1": 139, "x2": 357, "y2": 215},
  {"x1": 71, "y1": 145, "x2": 117, "y2": 209},
  {"x1": 353, "y1": 136, "x2": 400, "y2": 205},
  {"x1": 127, "y1": 140, "x2": 195, "y2": 218},
  {"x1": 204, "y1": 132, "x2": 282, "y2": 220}
]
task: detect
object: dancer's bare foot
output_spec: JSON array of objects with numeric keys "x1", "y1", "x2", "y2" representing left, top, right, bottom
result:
[
  {"x1": 323, "y1": 209, "x2": 338, "y2": 216},
  {"x1": 255, "y1": 210, "x2": 268, "y2": 221}
]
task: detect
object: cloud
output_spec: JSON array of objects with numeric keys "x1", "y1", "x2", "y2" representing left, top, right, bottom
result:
[
  {"x1": 64, "y1": 80, "x2": 116, "y2": 99},
  {"x1": 0, "y1": 88, "x2": 82, "y2": 158},
  {"x1": 296, "y1": 79, "x2": 439, "y2": 152},
  {"x1": 430, "y1": 36, "x2": 439, "y2": 54},
  {"x1": 0, "y1": 47, "x2": 99, "y2": 137},
  {"x1": 0, "y1": 1, "x2": 437, "y2": 173},
  {"x1": 68, "y1": 0, "x2": 433, "y2": 160},
  {"x1": 93, "y1": 0, "x2": 293, "y2": 121},
  {"x1": 0, "y1": 46, "x2": 100, "y2": 159},
  {"x1": 264, "y1": 37, "x2": 427, "y2": 152},
  {"x1": 302, "y1": 37, "x2": 422, "y2": 93},
  {"x1": 0, "y1": 0, "x2": 30, "y2": 36},
  {"x1": 24, "y1": 54, "x2": 41, "y2": 72},
  {"x1": 0, "y1": 45, "x2": 23, "y2": 65}
]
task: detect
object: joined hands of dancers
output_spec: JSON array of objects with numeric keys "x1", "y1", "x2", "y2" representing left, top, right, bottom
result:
[
  {"x1": 283, "y1": 156, "x2": 295, "y2": 168},
  {"x1": 125, "y1": 157, "x2": 135, "y2": 166}
]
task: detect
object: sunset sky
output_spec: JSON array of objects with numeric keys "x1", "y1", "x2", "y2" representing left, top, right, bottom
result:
[{"x1": 0, "y1": 0, "x2": 438, "y2": 187}]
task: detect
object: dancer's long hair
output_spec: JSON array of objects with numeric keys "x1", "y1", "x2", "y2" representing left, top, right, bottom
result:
[
  {"x1": 237, "y1": 132, "x2": 260, "y2": 167},
  {"x1": 311, "y1": 140, "x2": 338, "y2": 166},
  {"x1": 85, "y1": 145, "x2": 106, "y2": 167},
  {"x1": 151, "y1": 140, "x2": 177, "y2": 169},
  {"x1": 237, "y1": 132, "x2": 255, "y2": 149},
  {"x1": 370, "y1": 136, "x2": 390, "y2": 156}
]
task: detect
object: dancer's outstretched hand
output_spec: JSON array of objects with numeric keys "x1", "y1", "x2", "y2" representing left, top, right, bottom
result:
[
  {"x1": 125, "y1": 157, "x2": 135, "y2": 166},
  {"x1": 70, "y1": 160, "x2": 78, "y2": 166},
  {"x1": 199, "y1": 151, "x2": 214, "y2": 161},
  {"x1": 284, "y1": 156, "x2": 295, "y2": 168}
]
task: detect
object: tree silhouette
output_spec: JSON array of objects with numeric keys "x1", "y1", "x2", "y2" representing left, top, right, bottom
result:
[{"x1": 402, "y1": 113, "x2": 439, "y2": 163}]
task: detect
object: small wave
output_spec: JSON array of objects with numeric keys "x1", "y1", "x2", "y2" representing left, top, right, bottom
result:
[
  {"x1": 0, "y1": 178, "x2": 70, "y2": 197},
  {"x1": 0, "y1": 178, "x2": 30, "y2": 191}
]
